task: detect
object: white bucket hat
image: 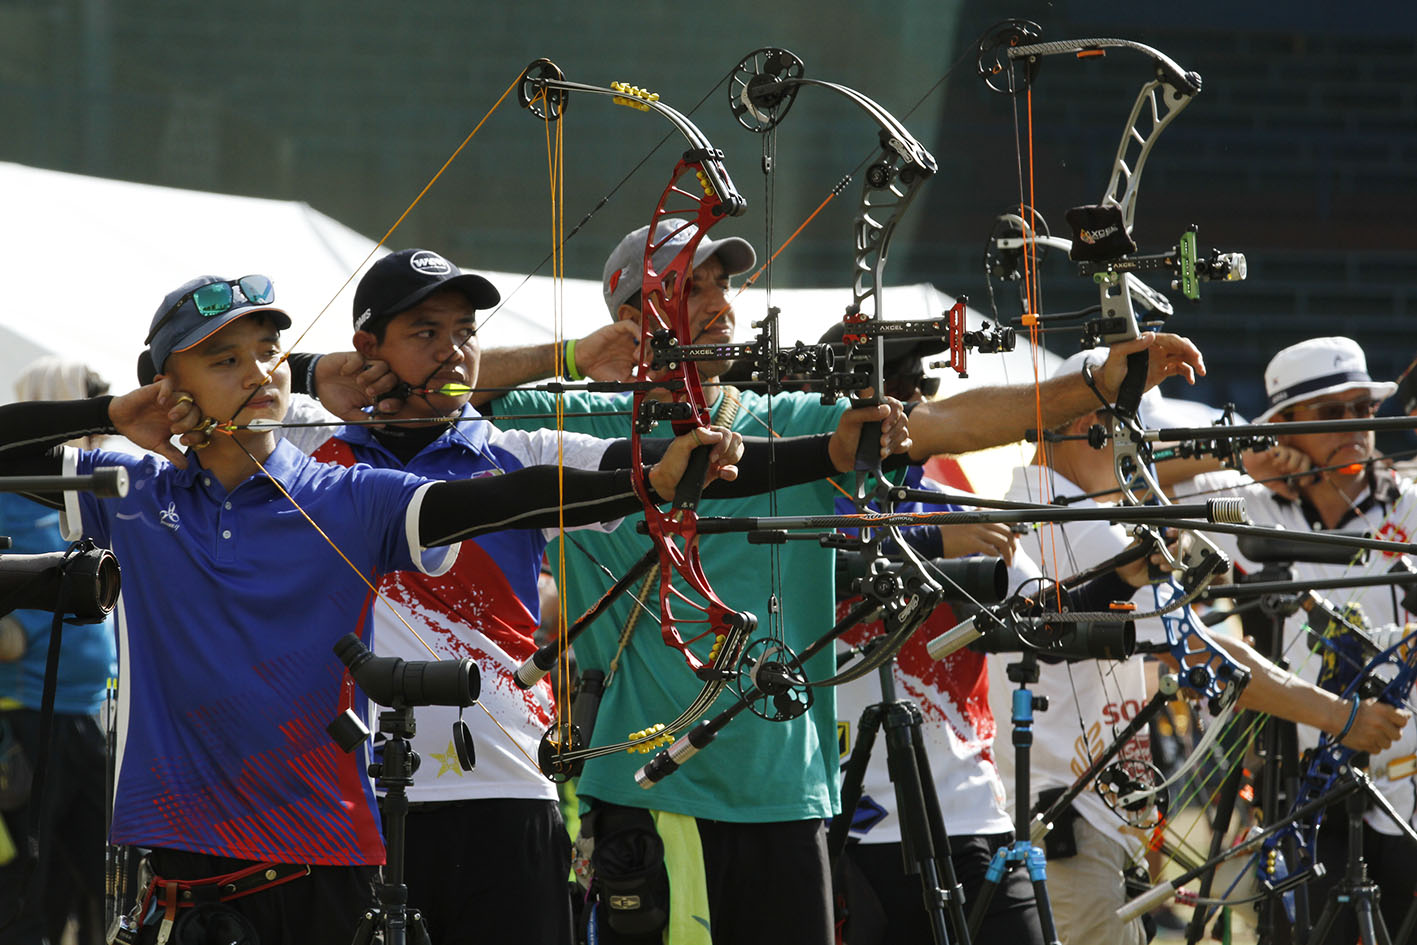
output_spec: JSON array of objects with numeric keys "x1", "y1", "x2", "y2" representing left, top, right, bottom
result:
[{"x1": 1255, "y1": 337, "x2": 1395, "y2": 423}]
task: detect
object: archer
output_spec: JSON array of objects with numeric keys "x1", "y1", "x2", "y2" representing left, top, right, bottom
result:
[
  {"x1": 0, "y1": 273, "x2": 768, "y2": 945},
  {"x1": 481, "y1": 217, "x2": 1208, "y2": 945}
]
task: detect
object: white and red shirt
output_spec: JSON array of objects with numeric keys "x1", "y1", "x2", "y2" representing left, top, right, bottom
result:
[
  {"x1": 313, "y1": 404, "x2": 615, "y2": 804},
  {"x1": 835, "y1": 472, "x2": 1011, "y2": 843},
  {"x1": 993, "y1": 465, "x2": 1163, "y2": 862}
]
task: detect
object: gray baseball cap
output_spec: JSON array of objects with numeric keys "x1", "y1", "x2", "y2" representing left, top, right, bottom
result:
[
  {"x1": 601, "y1": 219, "x2": 756, "y2": 318},
  {"x1": 146, "y1": 275, "x2": 291, "y2": 372}
]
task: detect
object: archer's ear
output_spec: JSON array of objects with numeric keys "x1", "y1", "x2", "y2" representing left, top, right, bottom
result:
[
  {"x1": 353, "y1": 330, "x2": 379, "y2": 358},
  {"x1": 1069, "y1": 411, "x2": 1101, "y2": 435},
  {"x1": 615, "y1": 303, "x2": 643, "y2": 326}
]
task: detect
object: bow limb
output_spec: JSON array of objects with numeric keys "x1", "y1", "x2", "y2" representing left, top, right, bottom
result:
[
  {"x1": 976, "y1": 23, "x2": 1268, "y2": 892},
  {"x1": 629, "y1": 52, "x2": 961, "y2": 788},
  {"x1": 507, "y1": 59, "x2": 767, "y2": 773},
  {"x1": 730, "y1": 46, "x2": 948, "y2": 677},
  {"x1": 1005, "y1": 35, "x2": 1200, "y2": 235}
]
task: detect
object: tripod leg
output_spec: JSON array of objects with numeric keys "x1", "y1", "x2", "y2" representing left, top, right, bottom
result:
[
  {"x1": 910, "y1": 727, "x2": 970, "y2": 945},
  {"x1": 1395, "y1": 892, "x2": 1417, "y2": 945},
  {"x1": 409, "y1": 907, "x2": 433, "y2": 945},
  {"x1": 1358, "y1": 897, "x2": 1389, "y2": 945},
  {"x1": 350, "y1": 906, "x2": 379, "y2": 945},
  {"x1": 828, "y1": 703, "x2": 884, "y2": 861},
  {"x1": 883, "y1": 703, "x2": 955, "y2": 945},
  {"x1": 1309, "y1": 890, "x2": 1343, "y2": 945},
  {"x1": 1023, "y1": 846, "x2": 1062, "y2": 945},
  {"x1": 966, "y1": 849, "x2": 1006, "y2": 941}
]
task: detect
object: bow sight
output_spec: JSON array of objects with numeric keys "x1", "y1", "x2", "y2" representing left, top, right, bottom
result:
[
  {"x1": 976, "y1": 22, "x2": 1248, "y2": 345},
  {"x1": 818, "y1": 298, "x2": 1016, "y2": 401}
]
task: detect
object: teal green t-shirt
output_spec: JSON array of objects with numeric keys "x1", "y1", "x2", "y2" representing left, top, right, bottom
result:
[{"x1": 495, "y1": 387, "x2": 849, "y2": 822}]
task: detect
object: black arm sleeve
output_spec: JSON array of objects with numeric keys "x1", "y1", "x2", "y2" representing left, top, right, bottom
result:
[
  {"x1": 288, "y1": 353, "x2": 322, "y2": 397},
  {"x1": 419, "y1": 465, "x2": 648, "y2": 546},
  {"x1": 599, "y1": 434, "x2": 842, "y2": 497},
  {"x1": 1066, "y1": 570, "x2": 1138, "y2": 612},
  {"x1": 0, "y1": 397, "x2": 114, "y2": 472}
]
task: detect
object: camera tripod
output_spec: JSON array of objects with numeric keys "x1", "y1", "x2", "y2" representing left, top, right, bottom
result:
[
  {"x1": 1304, "y1": 764, "x2": 1417, "y2": 945},
  {"x1": 330, "y1": 632, "x2": 480, "y2": 945},
  {"x1": 348, "y1": 705, "x2": 431, "y2": 945},
  {"x1": 827, "y1": 656, "x2": 971, "y2": 945},
  {"x1": 968, "y1": 651, "x2": 1061, "y2": 945}
]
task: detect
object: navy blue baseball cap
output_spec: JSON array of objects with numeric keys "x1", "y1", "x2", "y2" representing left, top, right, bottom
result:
[
  {"x1": 353, "y1": 249, "x2": 500, "y2": 333},
  {"x1": 146, "y1": 274, "x2": 291, "y2": 372}
]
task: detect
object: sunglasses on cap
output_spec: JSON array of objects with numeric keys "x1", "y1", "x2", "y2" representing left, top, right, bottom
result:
[
  {"x1": 144, "y1": 275, "x2": 277, "y2": 345},
  {"x1": 1287, "y1": 397, "x2": 1381, "y2": 421}
]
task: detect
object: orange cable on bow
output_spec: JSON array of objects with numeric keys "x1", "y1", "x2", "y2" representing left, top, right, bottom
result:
[
  {"x1": 700, "y1": 184, "x2": 845, "y2": 335},
  {"x1": 534, "y1": 88, "x2": 575, "y2": 750},
  {"x1": 255, "y1": 69, "x2": 524, "y2": 393},
  {"x1": 1016, "y1": 86, "x2": 1066, "y2": 611}
]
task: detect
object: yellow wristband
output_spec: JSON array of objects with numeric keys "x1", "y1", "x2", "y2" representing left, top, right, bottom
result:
[{"x1": 565, "y1": 338, "x2": 583, "y2": 381}]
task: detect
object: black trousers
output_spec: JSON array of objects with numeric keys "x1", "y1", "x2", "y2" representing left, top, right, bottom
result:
[
  {"x1": 583, "y1": 803, "x2": 833, "y2": 945},
  {"x1": 397, "y1": 797, "x2": 573, "y2": 945},
  {"x1": 0, "y1": 709, "x2": 107, "y2": 945},
  {"x1": 840, "y1": 832, "x2": 1046, "y2": 945},
  {"x1": 136, "y1": 849, "x2": 377, "y2": 945}
]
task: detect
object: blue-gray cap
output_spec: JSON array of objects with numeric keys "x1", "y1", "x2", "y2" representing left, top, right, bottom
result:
[
  {"x1": 146, "y1": 275, "x2": 291, "y2": 372},
  {"x1": 601, "y1": 219, "x2": 755, "y2": 318}
]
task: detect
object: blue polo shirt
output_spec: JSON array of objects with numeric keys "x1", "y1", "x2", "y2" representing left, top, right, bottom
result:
[{"x1": 63, "y1": 440, "x2": 454, "y2": 865}]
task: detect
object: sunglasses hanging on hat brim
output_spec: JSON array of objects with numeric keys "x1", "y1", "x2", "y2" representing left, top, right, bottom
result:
[{"x1": 144, "y1": 275, "x2": 277, "y2": 345}]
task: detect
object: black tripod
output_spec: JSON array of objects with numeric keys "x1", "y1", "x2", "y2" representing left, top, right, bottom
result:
[
  {"x1": 1305, "y1": 764, "x2": 1417, "y2": 945},
  {"x1": 827, "y1": 657, "x2": 970, "y2": 945},
  {"x1": 329, "y1": 632, "x2": 480, "y2": 945},
  {"x1": 347, "y1": 705, "x2": 431, "y2": 945}
]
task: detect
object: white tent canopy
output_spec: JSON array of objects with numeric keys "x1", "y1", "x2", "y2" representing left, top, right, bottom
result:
[{"x1": 0, "y1": 162, "x2": 1076, "y2": 491}]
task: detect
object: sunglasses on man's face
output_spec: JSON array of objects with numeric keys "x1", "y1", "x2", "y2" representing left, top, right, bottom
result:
[
  {"x1": 144, "y1": 275, "x2": 276, "y2": 345},
  {"x1": 885, "y1": 370, "x2": 940, "y2": 401},
  {"x1": 1290, "y1": 397, "x2": 1381, "y2": 421}
]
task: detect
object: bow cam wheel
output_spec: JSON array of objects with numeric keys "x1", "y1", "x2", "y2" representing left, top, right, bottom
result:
[
  {"x1": 537, "y1": 722, "x2": 584, "y2": 782},
  {"x1": 1096, "y1": 758, "x2": 1168, "y2": 829},
  {"x1": 728, "y1": 47, "x2": 805, "y2": 133},
  {"x1": 735, "y1": 638, "x2": 812, "y2": 721},
  {"x1": 519, "y1": 58, "x2": 569, "y2": 121}
]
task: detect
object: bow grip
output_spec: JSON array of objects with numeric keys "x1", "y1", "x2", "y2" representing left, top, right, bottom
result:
[
  {"x1": 853, "y1": 418, "x2": 882, "y2": 472},
  {"x1": 672, "y1": 443, "x2": 714, "y2": 512},
  {"x1": 1115, "y1": 349, "x2": 1149, "y2": 418}
]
